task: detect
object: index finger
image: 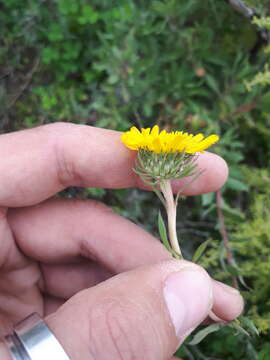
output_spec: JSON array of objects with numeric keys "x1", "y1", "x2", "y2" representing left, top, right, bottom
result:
[{"x1": 0, "y1": 123, "x2": 227, "y2": 207}]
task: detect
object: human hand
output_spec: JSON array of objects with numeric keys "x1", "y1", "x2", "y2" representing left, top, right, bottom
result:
[{"x1": 0, "y1": 123, "x2": 243, "y2": 360}]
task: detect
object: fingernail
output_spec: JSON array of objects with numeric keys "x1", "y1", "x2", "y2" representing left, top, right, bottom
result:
[
  {"x1": 163, "y1": 269, "x2": 212, "y2": 339},
  {"x1": 215, "y1": 281, "x2": 240, "y2": 295}
]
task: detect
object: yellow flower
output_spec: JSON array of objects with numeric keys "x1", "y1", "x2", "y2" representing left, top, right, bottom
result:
[{"x1": 121, "y1": 125, "x2": 219, "y2": 154}]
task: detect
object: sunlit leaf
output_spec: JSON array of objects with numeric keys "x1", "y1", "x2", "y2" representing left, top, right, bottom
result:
[
  {"x1": 158, "y1": 211, "x2": 170, "y2": 251},
  {"x1": 192, "y1": 240, "x2": 210, "y2": 263},
  {"x1": 189, "y1": 324, "x2": 222, "y2": 345}
]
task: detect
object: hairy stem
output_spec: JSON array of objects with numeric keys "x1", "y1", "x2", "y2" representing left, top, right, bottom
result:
[{"x1": 160, "y1": 180, "x2": 182, "y2": 258}]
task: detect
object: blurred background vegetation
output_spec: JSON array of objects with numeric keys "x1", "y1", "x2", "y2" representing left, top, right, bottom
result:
[{"x1": 1, "y1": 0, "x2": 270, "y2": 358}]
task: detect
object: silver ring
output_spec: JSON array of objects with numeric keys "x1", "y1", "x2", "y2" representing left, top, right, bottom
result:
[{"x1": 4, "y1": 313, "x2": 71, "y2": 360}]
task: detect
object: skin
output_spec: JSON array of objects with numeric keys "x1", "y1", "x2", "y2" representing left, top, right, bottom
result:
[{"x1": 0, "y1": 123, "x2": 243, "y2": 360}]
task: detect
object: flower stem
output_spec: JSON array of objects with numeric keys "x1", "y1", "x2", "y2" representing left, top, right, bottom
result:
[{"x1": 160, "y1": 180, "x2": 182, "y2": 258}]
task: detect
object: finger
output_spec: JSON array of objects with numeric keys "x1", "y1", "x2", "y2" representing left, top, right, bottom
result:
[
  {"x1": 0, "y1": 123, "x2": 227, "y2": 207},
  {"x1": 45, "y1": 260, "x2": 213, "y2": 360},
  {"x1": 41, "y1": 271, "x2": 244, "y2": 326},
  {"x1": 43, "y1": 273, "x2": 244, "y2": 321},
  {"x1": 0, "y1": 342, "x2": 10, "y2": 360},
  {"x1": 212, "y1": 281, "x2": 244, "y2": 321},
  {"x1": 39, "y1": 258, "x2": 244, "y2": 324},
  {"x1": 41, "y1": 260, "x2": 112, "y2": 299},
  {"x1": 8, "y1": 195, "x2": 243, "y2": 326},
  {"x1": 40, "y1": 259, "x2": 244, "y2": 321},
  {"x1": 8, "y1": 198, "x2": 245, "y2": 320},
  {"x1": 8, "y1": 198, "x2": 171, "y2": 272}
]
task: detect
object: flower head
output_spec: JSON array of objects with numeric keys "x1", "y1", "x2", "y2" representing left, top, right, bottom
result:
[
  {"x1": 121, "y1": 125, "x2": 219, "y2": 185},
  {"x1": 121, "y1": 125, "x2": 219, "y2": 154}
]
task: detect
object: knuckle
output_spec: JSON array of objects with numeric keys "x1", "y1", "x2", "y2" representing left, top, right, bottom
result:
[
  {"x1": 53, "y1": 137, "x2": 84, "y2": 189},
  {"x1": 87, "y1": 299, "x2": 155, "y2": 360},
  {"x1": 78, "y1": 200, "x2": 114, "y2": 261}
]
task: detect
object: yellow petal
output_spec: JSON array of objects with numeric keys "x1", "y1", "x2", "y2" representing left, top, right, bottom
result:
[
  {"x1": 151, "y1": 125, "x2": 160, "y2": 136},
  {"x1": 141, "y1": 128, "x2": 151, "y2": 135},
  {"x1": 152, "y1": 137, "x2": 162, "y2": 153},
  {"x1": 192, "y1": 133, "x2": 204, "y2": 142},
  {"x1": 121, "y1": 126, "x2": 219, "y2": 154},
  {"x1": 130, "y1": 126, "x2": 141, "y2": 134}
]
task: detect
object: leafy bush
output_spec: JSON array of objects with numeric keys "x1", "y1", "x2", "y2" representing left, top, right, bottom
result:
[{"x1": 233, "y1": 167, "x2": 270, "y2": 333}]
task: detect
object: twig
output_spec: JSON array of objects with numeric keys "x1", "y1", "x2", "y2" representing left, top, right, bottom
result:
[
  {"x1": 220, "y1": 99, "x2": 258, "y2": 122},
  {"x1": 7, "y1": 57, "x2": 40, "y2": 109},
  {"x1": 216, "y1": 190, "x2": 239, "y2": 289},
  {"x1": 230, "y1": 100, "x2": 258, "y2": 117},
  {"x1": 132, "y1": 109, "x2": 143, "y2": 128},
  {"x1": 226, "y1": 0, "x2": 269, "y2": 57}
]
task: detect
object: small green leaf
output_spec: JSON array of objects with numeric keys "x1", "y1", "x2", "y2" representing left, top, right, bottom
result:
[
  {"x1": 240, "y1": 316, "x2": 260, "y2": 336},
  {"x1": 229, "y1": 321, "x2": 250, "y2": 337},
  {"x1": 158, "y1": 212, "x2": 170, "y2": 251},
  {"x1": 221, "y1": 201, "x2": 245, "y2": 221},
  {"x1": 192, "y1": 240, "x2": 210, "y2": 263},
  {"x1": 85, "y1": 187, "x2": 105, "y2": 198},
  {"x1": 227, "y1": 177, "x2": 249, "y2": 192},
  {"x1": 47, "y1": 24, "x2": 64, "y2": 42},
  {"x1": 189, "y1": 324, "x2": 221, "y2": 345},
  {"x1": 202, "y1": 192, "x2": 214, "y2": 206},
  {"x1": 205, "y1": 75, "x2": 220, "y2": 94},
  {"x1": 226, "y1": 265, "x2": 242, "y2": 277},
  {"x1": 78, "y1": 5, "x2": 99, "y2": 25}
]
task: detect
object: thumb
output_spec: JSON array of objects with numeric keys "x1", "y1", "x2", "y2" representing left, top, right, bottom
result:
[{"x1": 46, "y1": 260, "x2": 213, "y2": 360}]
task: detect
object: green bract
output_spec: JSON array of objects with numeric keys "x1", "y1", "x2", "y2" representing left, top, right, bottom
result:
[{"x1": 134, "y1": 149, "x2": 198, "y2": 186}]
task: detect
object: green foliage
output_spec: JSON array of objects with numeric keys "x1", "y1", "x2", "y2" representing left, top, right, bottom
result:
[
  {"x1": 253, "y1": 16, "x2": 270, "y2": 29},
  {"x1": 245, "y1": 64, "x2": 270, "y2": 91},
  {"x1": 0, "y1": 0, "x2": 264, "y2": 130},
  {"x1": 244, "y1": 13, "x2": 270, "y2": 91},
  {"x1": 232, "y1": 166, "x2": 270, "y2": 334},
  {"x1": 200, "y1": 165, "x2": 270, "y2": 358}
]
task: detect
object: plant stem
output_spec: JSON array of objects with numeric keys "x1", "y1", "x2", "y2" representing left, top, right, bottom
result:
[
  {"x1": 216, "y1": 190, "x2": 239, "y2": 289},
  {"x1": 160, "y1": 180, "x2": 182, "y2": 258}
]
